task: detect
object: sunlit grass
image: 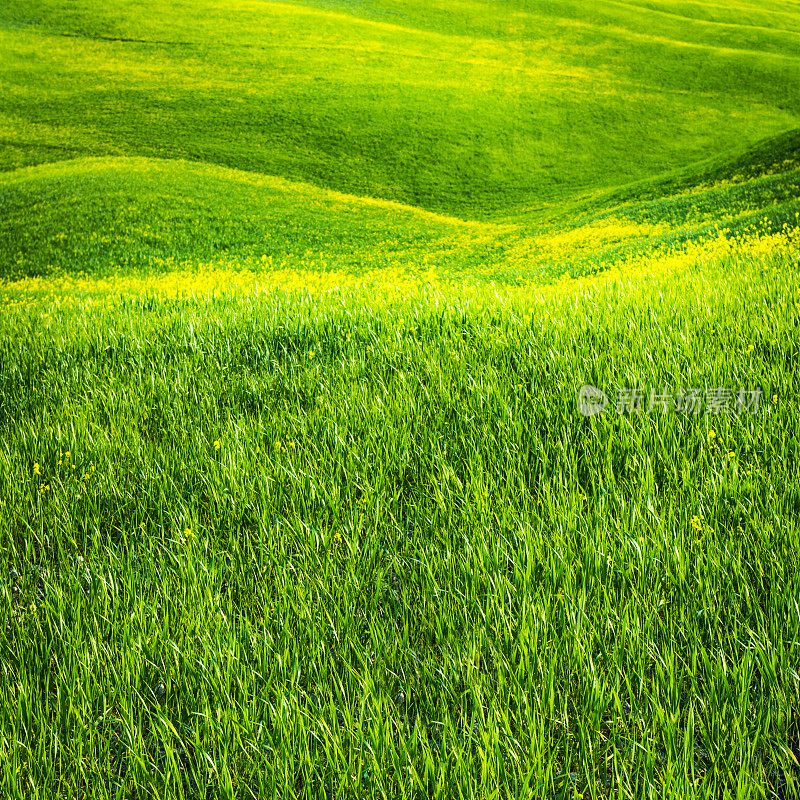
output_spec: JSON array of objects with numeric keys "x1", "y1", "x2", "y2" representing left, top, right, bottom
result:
[
  {"x1": 2, "y1": 0, "x2": 800, "y2": 797},
  {"x1": 1, "y1": 235, "x2": 799, "y2": 798},
  {"x1": 1, "y1": 0, "x2": 799, "y2": 215}
]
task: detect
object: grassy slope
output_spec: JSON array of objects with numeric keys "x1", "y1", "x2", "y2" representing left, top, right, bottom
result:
[
  {"x1": 1, "y1": 0, "x2": 799, "y2": 221},
  {"x1": 2, "y1": 3, "x2": 800, "y2": 798},
  {"x1": 1, "y1": 131, "x2": 798, "y2": 282},
  {"x1": 0, "y1": 157, "x2": 495, "y2": 279}
]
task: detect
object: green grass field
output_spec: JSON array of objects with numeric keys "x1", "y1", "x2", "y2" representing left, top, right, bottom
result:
[{"x1": 1, "y1": 1, "x2": 800, "y2": 798}]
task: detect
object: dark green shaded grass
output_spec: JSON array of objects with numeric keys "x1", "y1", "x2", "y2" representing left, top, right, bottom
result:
[{"x1": 560, "y1": 128, "x2": 800, "y2": 226}]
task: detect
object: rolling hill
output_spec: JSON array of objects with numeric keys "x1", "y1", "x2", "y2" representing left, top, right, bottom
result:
[
  {"x1": 2, "y1": 4, "x2": 800, "y2": 798},
  {"x1": 1, "y1": 0, "x2": 799, "y2": 251}
]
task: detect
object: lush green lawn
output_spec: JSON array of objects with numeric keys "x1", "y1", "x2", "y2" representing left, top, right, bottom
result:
[{"x1": 1, "y1": 0, "x2": 800, "y2": 797}]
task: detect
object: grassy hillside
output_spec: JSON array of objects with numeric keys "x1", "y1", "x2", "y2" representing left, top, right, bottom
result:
[
  {"x1": 0, "y1": 157, "x2": 491, "y2": 279},
  {"x1": 1, "y1": 0, "x2": 799, "y2": 217},
  {"x1": 2, "y1": 2, "x2": 800, "y2": 799},
  {"x1": 1, "y1": 129, "x2": 798, "y2": 283}
]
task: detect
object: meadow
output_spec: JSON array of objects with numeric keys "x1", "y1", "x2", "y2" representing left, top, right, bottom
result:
[{"x1": 1, "y1": 0, "x2": 800, "y2": 798}]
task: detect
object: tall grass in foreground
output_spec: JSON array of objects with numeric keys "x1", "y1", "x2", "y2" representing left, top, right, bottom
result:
[{"x1": 0, "y1": 243, "x2": 799, "y2": 799}]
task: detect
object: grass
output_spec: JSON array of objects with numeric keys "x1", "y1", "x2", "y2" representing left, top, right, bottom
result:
[
  {"x1": 1, "y1": 130, "x2": 799, "y2": 284},
  {"x1": 2, "y1": 229, "x2": 799, "y2": 799},
  {"x1": 2, "y1": 0, "x2": 800, "y2": 217},
  {"x1": 1, "y1": 0, "x2": 800, "y2": 797}
]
